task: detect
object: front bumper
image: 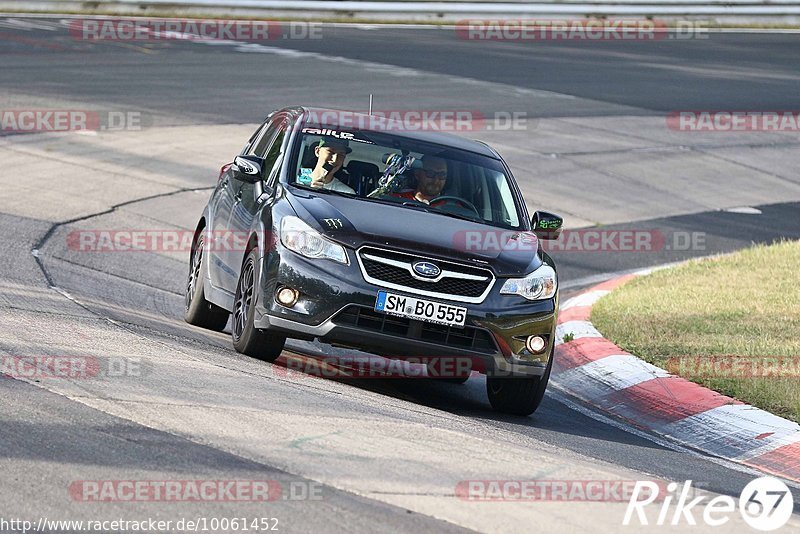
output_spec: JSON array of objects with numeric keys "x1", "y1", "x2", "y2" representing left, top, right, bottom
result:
[{"x1": 254, "y1": 246, "x2": 557, "y2": 378}]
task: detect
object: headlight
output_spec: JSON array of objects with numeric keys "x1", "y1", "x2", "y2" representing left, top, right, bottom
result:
[
  {"x1": 280, "y1": 216, "x2": 348, "y2": 264},
  {"x1": 500, "y1": 264, "x2": 557, "y2": 301}
]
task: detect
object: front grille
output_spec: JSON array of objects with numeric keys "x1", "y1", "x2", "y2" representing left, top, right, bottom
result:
[
  {"x1": 334, "y1": 305, "x2": 498, "y2": 354},
  {"x1": 357, "y1": 247, "x2": 494, "y2": 302}
]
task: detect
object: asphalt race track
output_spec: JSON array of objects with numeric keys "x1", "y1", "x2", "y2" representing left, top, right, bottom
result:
[{"x1": 2, "y1": 16, "x2": 800, "y2": 532}]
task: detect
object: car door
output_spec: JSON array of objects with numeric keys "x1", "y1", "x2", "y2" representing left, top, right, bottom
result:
[
  {"x1": 207, "y1": 121, "x2": 273, "y2": 291},
  {"x1": 224, "y1": 115, "x2": 289, "y2": 291},
  {"x1": 207, "y1": 164, "x2": 241, "y2": 291}
]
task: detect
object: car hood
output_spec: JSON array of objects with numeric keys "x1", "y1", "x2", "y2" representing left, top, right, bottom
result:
[{"x1": 286, "y1": 188, "x2": 541, "y2": 277}]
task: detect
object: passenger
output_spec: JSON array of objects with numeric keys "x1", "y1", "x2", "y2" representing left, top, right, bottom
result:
[{"x1": 299, "y1": 137, "x2": 355, "y2": 194}]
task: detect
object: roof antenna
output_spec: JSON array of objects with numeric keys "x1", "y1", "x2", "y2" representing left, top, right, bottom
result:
[{"x1": 368, "y1": 94, "x2": 373, "y2": 115}]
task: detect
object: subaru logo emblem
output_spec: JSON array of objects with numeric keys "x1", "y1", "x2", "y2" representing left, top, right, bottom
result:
[{"x1": 413, "y1": 261, "x2": 441, "y2": 278}]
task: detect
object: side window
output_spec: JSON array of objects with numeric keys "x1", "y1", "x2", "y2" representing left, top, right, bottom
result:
[
  {"x1": 248, "y1": 116, "x2": 282, "y2": 157},
  {"x1": 262, "y1": 121, "x2": 288, "y2": 186},
  {"x1": 494, "y1": 172, "x2": 520, "y2": 227},
  {"x1": 241, "y1": 123, "x2": 263, "y2": 154}
]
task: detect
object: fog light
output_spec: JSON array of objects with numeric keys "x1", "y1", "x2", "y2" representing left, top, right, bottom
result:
[
  {"x1": 276, "y1": 287, "x2": 299, "y2": 308},
  {"x1": 526, "y1": 335, "x2": 546, "y2": 354}
]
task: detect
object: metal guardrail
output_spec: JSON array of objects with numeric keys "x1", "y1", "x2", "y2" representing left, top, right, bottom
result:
[{"x1": 3, "y1": 0, "x2": 800, "y2": 20}]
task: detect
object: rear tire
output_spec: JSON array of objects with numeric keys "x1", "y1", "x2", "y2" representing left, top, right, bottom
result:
[
  {"x1": 232, "y1": 250, "x2": 286, "y2": 362},
  {"x1": 185, "y1": 230, "x2": 229, "y2": 331},
  {"x1": 486, "y1": 352, "x2": 552, "y2": 416}
]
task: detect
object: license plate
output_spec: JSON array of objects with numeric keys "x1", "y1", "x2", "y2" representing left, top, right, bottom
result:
[{"x1": 374, "y1": 291, "x2": 467, "y2": 328}]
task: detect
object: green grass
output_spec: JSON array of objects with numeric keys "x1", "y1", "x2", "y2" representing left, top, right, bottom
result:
[{"x1": 591, "y1": 240, "x2": 800, "y2": 421}]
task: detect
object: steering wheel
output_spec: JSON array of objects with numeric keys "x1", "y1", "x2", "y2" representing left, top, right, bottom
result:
[{"x1": 430, "y1": 196, "x2": 481, "y2": 217}]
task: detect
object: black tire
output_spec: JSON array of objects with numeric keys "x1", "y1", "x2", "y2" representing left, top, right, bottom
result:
[
  {"x1": 232, "y1": 249, "x2": 286, "y2": 362},
  {"x1": 185, "y1": 230, "x2": 229, "y2": 331},
  {"x1": 486, "y1": 353, "x2": 552, "y2": 416}
]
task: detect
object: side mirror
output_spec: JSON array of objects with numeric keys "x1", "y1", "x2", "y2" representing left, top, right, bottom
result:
[
  {"x1": 232, "y1": 155, "x2": 265, "y2": 183},
  {"x1": 532, "y1": 210, "x2": 563, "y2": 240}
]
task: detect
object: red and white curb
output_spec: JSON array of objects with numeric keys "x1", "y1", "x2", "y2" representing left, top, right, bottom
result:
[{"x1": 554, "y1": 271, "x2": 800, "y2": 483}]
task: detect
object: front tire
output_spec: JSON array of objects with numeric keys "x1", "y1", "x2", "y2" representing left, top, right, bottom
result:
[
  {"x1": 232, "y1": 250, "x2": 286, "y2": 362},
  {"x1": 185, "y1": 230, "x2": 229, "y2": 331},
  {"x1": 486, "y1": 352, "x2": 552, "y2": 416}
]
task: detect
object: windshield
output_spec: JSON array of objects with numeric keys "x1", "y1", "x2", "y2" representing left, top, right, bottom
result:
[{"x1": 289, "y1": 126, "x2": 523, "y2": 229}]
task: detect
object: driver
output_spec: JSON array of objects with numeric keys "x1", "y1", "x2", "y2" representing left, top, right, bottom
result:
[{"x1": 392, "y1": 156, "x2": 448, "y2": 204}]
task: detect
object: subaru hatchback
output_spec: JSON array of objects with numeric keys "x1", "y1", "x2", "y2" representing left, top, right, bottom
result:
[{"x1": 185, "y1": 107, "x2": 563, "y2": 415}]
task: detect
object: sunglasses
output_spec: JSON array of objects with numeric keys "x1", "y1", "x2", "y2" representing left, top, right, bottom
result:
[{"x1": 422, "y1": 169, "x2": 447, "y2": 180}]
